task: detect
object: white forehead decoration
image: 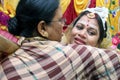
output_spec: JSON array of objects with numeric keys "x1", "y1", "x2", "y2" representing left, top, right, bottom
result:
[{"x1": 84, "y1": 7, "x2": 109, "y2": 31}]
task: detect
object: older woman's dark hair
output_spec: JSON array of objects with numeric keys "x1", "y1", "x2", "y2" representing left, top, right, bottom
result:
[
  {"x1": 8, "y1": 0, "x2": 59, "y2": 37},
  {"x1": 73, "y1": 11, "x2": 107, "y2": 43}
]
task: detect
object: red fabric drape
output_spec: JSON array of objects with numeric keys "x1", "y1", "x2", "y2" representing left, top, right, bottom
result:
[
  {"x1": 63, "y1": 0, "x2": 77, "y2": 30},
  {"x1": 88, "y1": 0, "x2": 96, "y2": 8}
]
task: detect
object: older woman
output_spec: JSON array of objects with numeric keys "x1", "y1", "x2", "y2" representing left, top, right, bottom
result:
[{"x1": 0, "y1": 0, "x2": 120, "y2": 80}]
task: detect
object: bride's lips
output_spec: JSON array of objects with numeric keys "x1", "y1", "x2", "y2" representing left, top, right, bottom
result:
[{"x1": 74, "y1": 38, "x2": 85, "y2": 45}]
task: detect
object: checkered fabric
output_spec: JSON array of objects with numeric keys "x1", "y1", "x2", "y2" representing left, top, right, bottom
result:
[{"x1": 0, "y1": 39, "x2": 120, "y2": 80}]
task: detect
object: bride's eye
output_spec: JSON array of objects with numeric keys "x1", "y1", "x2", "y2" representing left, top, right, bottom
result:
[
  {"x1": 76, "y1": 24, "x2": 84, "y2": 30},
  {"x1": 88, "y1": 29, "x2": 97, "y2": 36}
]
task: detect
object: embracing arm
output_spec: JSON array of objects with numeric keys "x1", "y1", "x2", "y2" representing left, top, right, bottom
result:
[
  {"x1": 0, "y1": 31, "x2": 19, "y2": 60},
  {"x1": 71, "y1": 45, "x2": 120, "y2": 79},
  {"x1": 0, "y1": 35, "x2": 19, "y2": 53}
]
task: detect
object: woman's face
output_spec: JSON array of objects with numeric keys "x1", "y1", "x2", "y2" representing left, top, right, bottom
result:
[
  {"x1": 46, "y1": 7, "x2": 64, "y2": 42},
  {"x1": 70, "y1": 15, "x2": 100, "y2": 47}
]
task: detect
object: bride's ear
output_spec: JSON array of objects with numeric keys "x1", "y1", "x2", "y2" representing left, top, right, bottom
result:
[{"x1": 37, "y1": 21, "x2": 48, "y2": 38}]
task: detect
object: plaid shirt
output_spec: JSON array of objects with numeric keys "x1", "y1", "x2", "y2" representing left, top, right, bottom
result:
[{"x1": 0, "y1": 39, "x2": 120, "y2": 80}]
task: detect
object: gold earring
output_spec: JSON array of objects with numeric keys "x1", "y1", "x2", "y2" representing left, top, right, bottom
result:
[{"x1": 43, "y1": 32, "x2": 48, "y2": 38}]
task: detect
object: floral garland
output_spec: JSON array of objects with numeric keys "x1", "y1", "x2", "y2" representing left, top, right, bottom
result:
[
  {"x1": 0, "y1": 0, "x2": 16, "y2": 30},
  {"x1": 0, "y1": 2, "x2": 19, "y2": 43},
  {"x1": 111, "y1": 32, "x2": 120, "y2": 50},
  {"x1": 0, "y1": 11, "x2": 10, "y2": 30}
]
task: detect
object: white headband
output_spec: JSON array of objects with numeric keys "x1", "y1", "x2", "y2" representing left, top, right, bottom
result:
[{"x1": 84, "y1": 7, "x2": 109, "y2": 31}]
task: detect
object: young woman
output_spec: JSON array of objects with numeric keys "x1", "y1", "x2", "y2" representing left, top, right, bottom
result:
[{"x1": 62, "y1": 7, "x2": 108, "y2": 47}]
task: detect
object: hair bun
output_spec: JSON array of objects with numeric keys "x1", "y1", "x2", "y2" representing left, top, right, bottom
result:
[{"x1": 8, "y1": 17, "x2": 20, "y2": 35}]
